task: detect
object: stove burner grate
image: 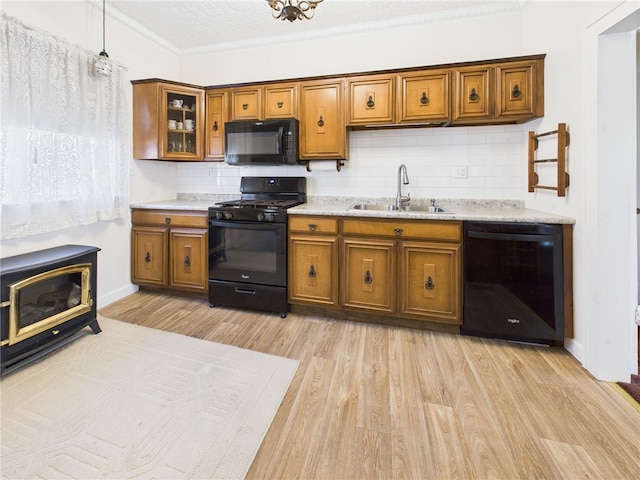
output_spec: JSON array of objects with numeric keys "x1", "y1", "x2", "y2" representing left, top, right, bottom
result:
[{"x1": 216, "y1": 199, "x2": 302, "y2": 209}]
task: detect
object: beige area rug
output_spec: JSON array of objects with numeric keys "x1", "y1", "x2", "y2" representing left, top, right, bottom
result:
[{"x1": 0, "y1": 317, "x2": 299, "y2": 479}]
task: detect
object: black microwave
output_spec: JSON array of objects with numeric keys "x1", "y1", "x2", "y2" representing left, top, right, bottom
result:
[{"x1": 224, "y1": 118, "x2": 299, "y2": 165}]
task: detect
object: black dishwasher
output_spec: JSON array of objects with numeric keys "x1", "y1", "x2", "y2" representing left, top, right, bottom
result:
[{"x1": 462, "y1": 222, "x2": 564, "y2": 346}]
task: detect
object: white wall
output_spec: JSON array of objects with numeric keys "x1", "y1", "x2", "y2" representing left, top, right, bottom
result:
[{"x1": 0, "y1": 0, "x2": 181, "y2": 306}]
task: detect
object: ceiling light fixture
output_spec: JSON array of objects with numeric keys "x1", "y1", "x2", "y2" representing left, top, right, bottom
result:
[
  {"x1": 266, "y1": 0, "x2": 324, "y2": 22},
  {"x1": 94, "y1": 0, "x2": 112, "y2": 77}
]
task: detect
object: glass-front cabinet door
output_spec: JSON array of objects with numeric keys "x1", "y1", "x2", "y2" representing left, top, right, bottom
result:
[
  {"x1": 133, "y1": 80, "x2": 205, "y2": 161},
  {"x1": 161, "y1": 85, "x2": 204, "y2": 160}
]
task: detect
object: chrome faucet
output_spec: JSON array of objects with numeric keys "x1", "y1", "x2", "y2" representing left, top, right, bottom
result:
[{"x1": 395, "y1": 164, "x2": 410, "y2": 210}]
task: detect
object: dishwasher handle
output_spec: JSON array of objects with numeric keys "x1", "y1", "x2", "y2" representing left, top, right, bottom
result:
[{"x1": 466, "y1": 230, "x2": 559, "y2": 243}]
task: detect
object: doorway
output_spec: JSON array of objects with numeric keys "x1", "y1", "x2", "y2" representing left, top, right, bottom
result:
[{"x1": 586, "y1": 5, "x2": 640, "y2": 381}]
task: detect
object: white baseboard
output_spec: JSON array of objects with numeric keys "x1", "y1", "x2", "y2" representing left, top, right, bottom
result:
[{"x1": 97, "y1": 284, "x2": 139, "y2": 310}]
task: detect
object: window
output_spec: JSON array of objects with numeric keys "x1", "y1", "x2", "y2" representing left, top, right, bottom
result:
[{"x1": 0, "y1": 13, "x2": 130, "y2": 239}]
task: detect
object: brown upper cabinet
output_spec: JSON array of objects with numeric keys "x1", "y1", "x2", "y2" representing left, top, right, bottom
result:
[
  {"x1": 398, "y1": 69, "x2": 451, "y2": 125},
  {"x1": 299, "y1": 78, "x2": 347, "y2": 160},
  {"x1": 230, "y1": 86, "x2": 262, "y2": 120},
  {"x1": 347, "y1": 74, "x2": 395, "y2": 125},
  {"x1": 230, "y1": 83, "x2": 298, "y2": 121},
  {"x1": 204, "y1": 89, "x2": 229, "y2": 161},
  {"x1": 132, "y1": 81, "x2": 205, "y2": 161},
  {"x1": 452, "y1": 58, "x2": 543, "y2": 124},
  {"x1": 132, "y1": 54, "x2": 544, "y2": 162},
  {"x1": 264, "y1": 83, "x2": 298, "y2": 119},
  {"x1": 452, "y1": 66, "x2": 491, "y2": 123},
  {"x1": 495, "y1": 60, "x2": 542, "y2": 120}
]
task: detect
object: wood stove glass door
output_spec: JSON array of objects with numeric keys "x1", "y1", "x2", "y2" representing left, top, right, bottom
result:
[{"x1": 7, "y1": 264, "x2": 93, "y2": 345}]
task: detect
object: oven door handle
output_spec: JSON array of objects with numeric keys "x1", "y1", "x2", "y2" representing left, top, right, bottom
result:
[
  {"x1": 234, "y1": 287, "x2": 256, "y2": 295},
  {"x1": 209, "y1": 219, "x2": 284, "y2": 231}
]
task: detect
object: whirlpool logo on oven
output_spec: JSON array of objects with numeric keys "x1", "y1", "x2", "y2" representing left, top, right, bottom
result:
[
  {"x1": 507, "y1": 318, "x2": 521, "y2": 324},
  {"x1": 241, "y1": 274, "x2": 250, "y2": 279}
]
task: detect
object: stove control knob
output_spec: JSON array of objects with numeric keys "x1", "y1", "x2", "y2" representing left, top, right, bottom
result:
[
  {"x1": 223, "y1": 212, "x2": 233, "y2": 220},
  {"x1": 265, "y1": 213, "x2": 276, "y2": 222},
  {"x1": 215, "y1": 211, "x2": 224, "y2": 220},
  {"x1": 257, "y1": 213, "x2": 265, "y2": 221}
]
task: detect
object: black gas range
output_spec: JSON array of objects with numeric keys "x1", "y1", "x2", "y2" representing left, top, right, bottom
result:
[
  {"x1": 208, "y1": 177, "x2": 306, "y2": 318},
  {"x1": 209, "y1": 177, "x2": 306, "y2": 223}
]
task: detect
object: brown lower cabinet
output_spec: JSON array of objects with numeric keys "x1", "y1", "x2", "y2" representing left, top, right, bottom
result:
[
  {"x1": 288, "y1": 215, "x2": 463, "y2": 326},
  {"x1": 131, "y1": 209, "x2": 208, "y2": 292},
  {"x1": 288, "y1": 216, "x2": 339, "y2": 307}
]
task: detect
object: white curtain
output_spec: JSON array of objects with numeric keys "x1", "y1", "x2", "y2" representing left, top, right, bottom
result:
[{"x1": 0, "y1": 12, "x2": 130, "y2": 240}]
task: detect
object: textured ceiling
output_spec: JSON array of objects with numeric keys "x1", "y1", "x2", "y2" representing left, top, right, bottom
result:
[{"x1": 105, "y1": 0, "x2": 527, "y2": 54}]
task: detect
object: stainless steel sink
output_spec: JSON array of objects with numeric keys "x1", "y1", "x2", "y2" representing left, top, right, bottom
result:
[
  {"x1": 350, "y1": 203, "x2": 399, "y2": 211},
  {"x1": 349, "y1": 204, "x2": 453, "y2": 214},
  {"x1": 401, "y1": 205, "x2": 453, "y2": 213}
]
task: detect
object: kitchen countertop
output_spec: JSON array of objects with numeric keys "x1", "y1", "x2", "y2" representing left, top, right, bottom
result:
[
  {"x1": 130, "y1": 196, "x2": 575, "y2": 225},
  {"x1": 130, "y1": 199, "x2": 214, "y2": 212}
]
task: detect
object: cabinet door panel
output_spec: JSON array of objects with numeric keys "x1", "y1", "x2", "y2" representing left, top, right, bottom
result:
[
  {"x1": 205, "y1": 90, "x2": 227, "y2": 160},
  {"x1": 452, "y1": 67, "x2": 492, "y2": 122},
  {"x1": 231, "y1": 88, "x2": 261, "y2": 120},
  {"x1": 398, "y1": 70, "x2": 450, "y2": 123},
  {"x1": 289, "y1": 235, "x2": 338, "y2": 306},
  {"x1": 341, "y1": 239, "x2": 394, "y2": 313},
  {"x1": 132, "y1": 226, "x2": 169, "y2": 286},
  {"x1": 300, "y1": 80, "x2": 346, "y2": 159},
  {"x1": 170, "y1": 228, "x2": 208, "y2": 291},
  {"x1": 348, "y1": 75, "x2": 395, "y2": 125},
  {"x1": 495, "y1": 62, "x2": 534, "y2": 118},
  {"x1": 399, "y1": 242, "x2": 461, "y2": 324},
  {"x1": 161, "y1": 85, "x2": 204, "y2": 160},
  {"x1": 265, "y1": 84, "x2": 297, "y2": 119}
]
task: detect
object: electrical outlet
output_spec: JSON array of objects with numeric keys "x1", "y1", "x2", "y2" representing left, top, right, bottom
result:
[{"x1": 454, "y1": 166, "x2": 468, "y2": 179}]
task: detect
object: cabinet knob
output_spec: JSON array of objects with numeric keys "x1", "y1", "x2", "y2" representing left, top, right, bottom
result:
[
  {"x1": 317, "y1": 115, "x2": 324, "y2": 127},
  {"x1": 308, "y1": 264, "x2": 316, "y2": 278},
  {"x1": 420, "y1": 92, "x2": 429, "y2": 105},
  {"x1": 308, "y1": 224, "x2": 317, "y2": 231},
  {"x1": 367, "y1": 95, "x2": 375, "y2": 108},
  {"x1": 184, "y1": 255, "x2": 191, "y2": 267},
  {"x1": 394, "y1": 228, "x2": 403, "y2": 236},
  {"x1": 144, "y1": 252, "x2": 151, "y2": 263},
  {"x1": 242, "y1": 103, "x2": 248, "y2": 110},
  {"x1": 511, "y1": 84, "x2": 521, "y2": 99},
  {"x1": 364, "y1": 270, "x2": 373, "y2": 284},
  {"x1": 213, "y1": 121, "x2": 218, "y2": 131},
  {"x1": 469, "y1": 88, "x2": 479, "y2": 101},
  {"x1": 165, "y1": 217, "x2": 171, "y2": 224},
  {"x1": 277, "y1": 102, "x2": 284, "y2": 108},
  {"x1": 425, "y1": 276, "x2": 435, "y2": 290}
]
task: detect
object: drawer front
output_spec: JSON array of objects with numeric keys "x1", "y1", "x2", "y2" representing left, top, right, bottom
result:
[
  {"x1": 132, "y1": 209, "x2": 208, "y2": 228},
  {"x1": 289, "y1": 216, "x2": 338, "y2": 234},
  {"x1": 342, "y1": 218, "x2": 462, "y2": 242}
]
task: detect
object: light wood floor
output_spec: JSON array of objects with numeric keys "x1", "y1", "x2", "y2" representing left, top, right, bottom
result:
[{"x1": 100, "y1": 291, "x2": 640, "y2": 480}]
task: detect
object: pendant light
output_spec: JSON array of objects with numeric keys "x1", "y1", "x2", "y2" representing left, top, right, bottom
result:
[{"x1": 94, "y1": 0, "x2": 112, "y2": 77}]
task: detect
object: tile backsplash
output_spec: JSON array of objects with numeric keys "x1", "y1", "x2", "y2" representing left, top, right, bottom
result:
[{"x1": 177, "y1": 124, "x2": 529, "y2": 200}]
